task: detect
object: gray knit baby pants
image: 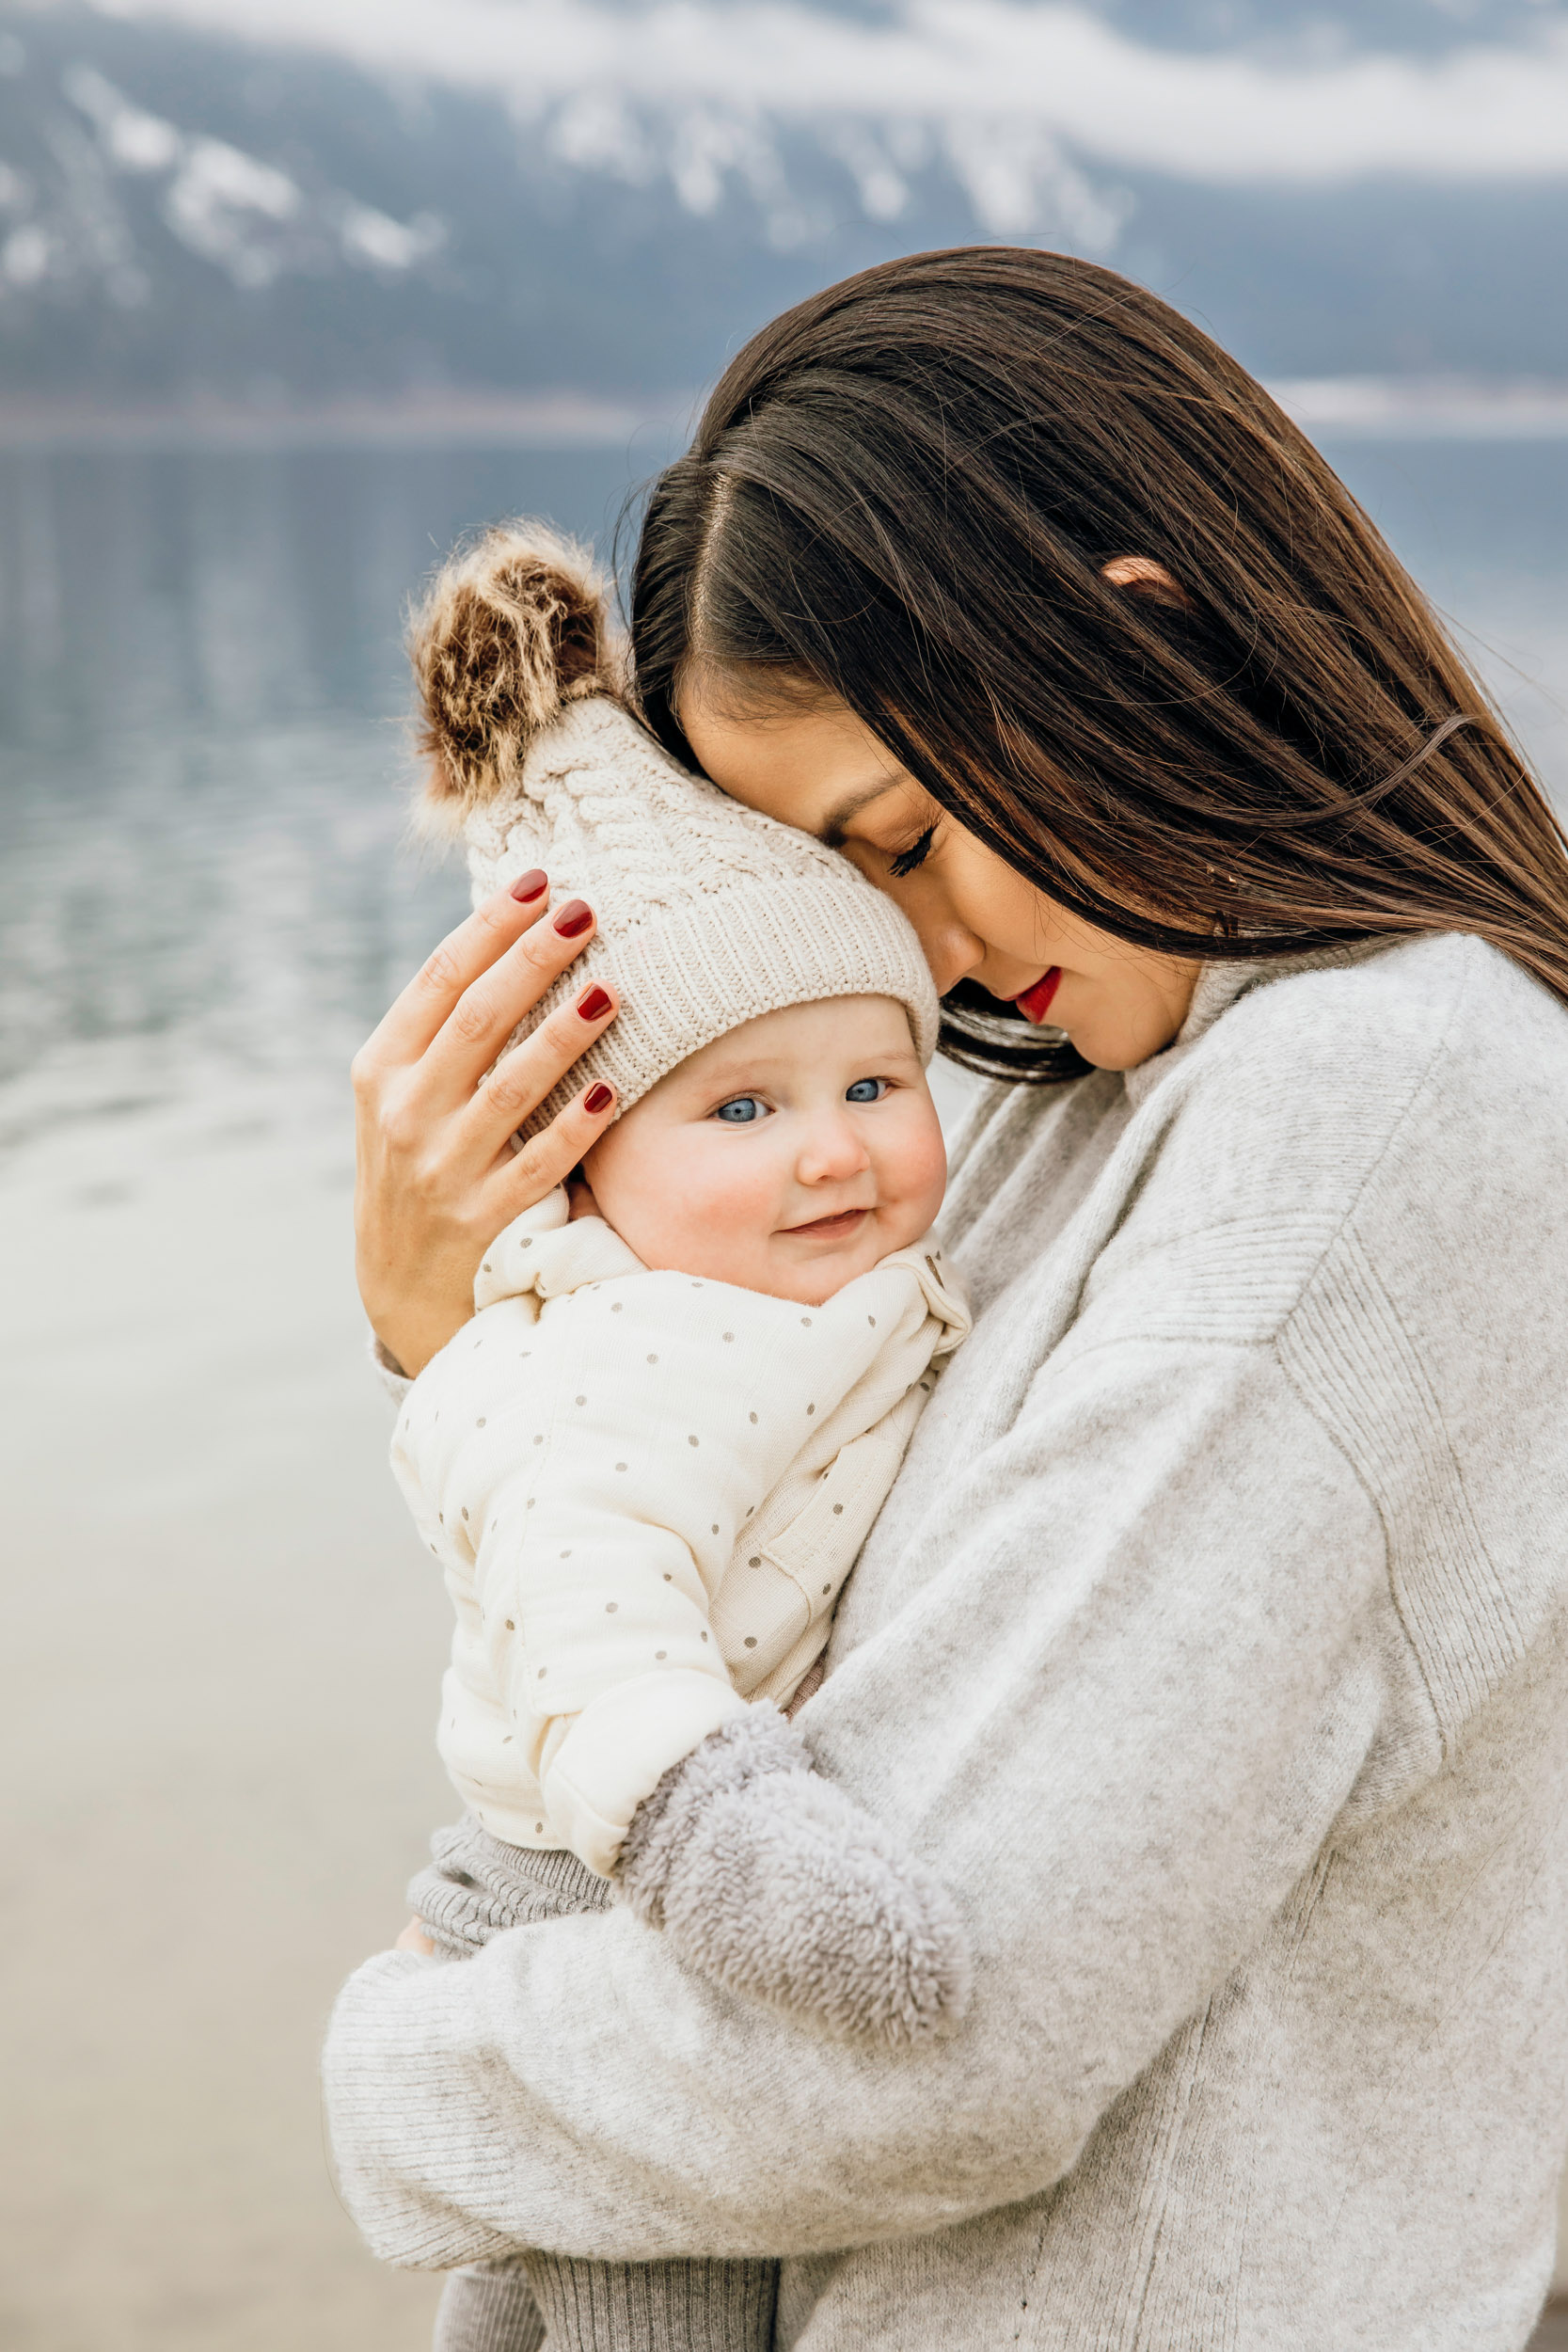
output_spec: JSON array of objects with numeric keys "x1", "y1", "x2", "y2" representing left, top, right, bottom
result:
[{"x1": 411, "y1": 1817, "x2": 778, "y2": 2352}]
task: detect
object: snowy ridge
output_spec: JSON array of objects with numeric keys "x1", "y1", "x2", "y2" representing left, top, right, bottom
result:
[
  {"x1": 1, "y1": 2, "x2": 1566, "y2": 414},
  {"x1": 71, "y1": 0, "x2": 1568, "y2": 187},
  {"x1": 1, "y1": 57, "x2": 443, "y2": 301}
]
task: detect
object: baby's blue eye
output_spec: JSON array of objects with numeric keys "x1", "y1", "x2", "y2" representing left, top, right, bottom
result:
[
  {"x1": 713, "y1": 1095, "x2": 768, "y2": 1123},
  {"x1": 846, "y1": 1077, "x2": 888, "y2": 1104}
]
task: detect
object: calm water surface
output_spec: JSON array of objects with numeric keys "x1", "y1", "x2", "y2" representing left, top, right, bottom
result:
[
  {"x1": 0, "y1": 441, "x2": 673, "y2": 2352},
  {"x1": 1, "y1": 435, "x2": 1565, "y2": 1163},
  {"x1": 0, "y1": 441, "x2": 673, "y2": 1160}
]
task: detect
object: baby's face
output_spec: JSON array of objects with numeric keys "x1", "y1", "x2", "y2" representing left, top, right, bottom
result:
[{"x1": 582, "y1": 996, "x2": 946, "y2": 1307}]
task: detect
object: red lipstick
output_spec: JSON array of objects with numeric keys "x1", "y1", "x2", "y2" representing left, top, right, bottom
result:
[{"x1": 1013, "y1": 969, "x2": 1062, "y2": 1024}]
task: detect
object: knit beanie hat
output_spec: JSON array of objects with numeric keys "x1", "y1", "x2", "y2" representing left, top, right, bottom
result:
[{"x1": 411, "y1": 521, "x2": 940, "y2": 1135}]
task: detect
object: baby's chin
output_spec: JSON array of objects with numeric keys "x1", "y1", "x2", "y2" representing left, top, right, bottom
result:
[
  {"x1": 749, "y1": 1210, "x2": 931, "y2": 1307},
  {"x1": 622, "y1": 1202, "x2": 937, "y2": 1302}
]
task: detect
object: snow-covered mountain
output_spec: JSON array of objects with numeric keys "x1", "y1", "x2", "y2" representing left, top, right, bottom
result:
[{"x1": 1, "y1": 0, "x2": 1565, "y2": 417}]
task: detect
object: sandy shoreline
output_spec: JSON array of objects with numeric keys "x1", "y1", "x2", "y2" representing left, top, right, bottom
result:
[
  {"x1": 0, "y1": 1051, "x2": 974, "y2": 2348},
  {"x1": 6, "y1": 1051, "x2": 1568, "y2": 2345},
  {"x1": 0, "y1": 1080, "x2": 450, "y2": 2349}
]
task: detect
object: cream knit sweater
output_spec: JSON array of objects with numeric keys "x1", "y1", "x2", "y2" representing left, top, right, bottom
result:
[
  {"x1": 328, "y1": 934, "x2": 1568, "y2": 2351},
  {"x1": 392, "y1": 1189, "x2": 968, "y2": 1874}
]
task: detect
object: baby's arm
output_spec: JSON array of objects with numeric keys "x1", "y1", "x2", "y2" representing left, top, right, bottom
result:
[
  {"x1": 481, "y1": 1472, "x2": 750, "y2": 1875},
  {"x1": 394, "y1": 1269, "x2": 753, "y2": 1875},
  {"x1": 398, "y1": 1219, "x2": 972, "y2": 2040}
]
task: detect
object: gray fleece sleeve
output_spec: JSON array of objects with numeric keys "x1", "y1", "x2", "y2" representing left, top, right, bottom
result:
[{"x1": 324, "y1": 1337, "x2": 1394, "y2": 2269}]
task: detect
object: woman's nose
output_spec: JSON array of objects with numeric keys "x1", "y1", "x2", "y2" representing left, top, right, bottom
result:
[
  {"x1": 881, "y1": 879, "x2": 981, "y2": 995},
  {"x1": 842, "y1": 842, "x2": 978, "y2": 994}
]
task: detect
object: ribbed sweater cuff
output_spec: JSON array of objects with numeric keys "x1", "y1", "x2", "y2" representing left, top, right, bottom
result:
[
  {"x1": 525, "y1": 2251, "x2": 777, "y2": 2352},
  {"x1": 324, "y1": 1950, "x2": 527, "y2": 2273}
]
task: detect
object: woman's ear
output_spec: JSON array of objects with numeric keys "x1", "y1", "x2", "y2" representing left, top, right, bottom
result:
[{"x1": 1101, "y1": 554, "x2": 1195, "y2": 612}]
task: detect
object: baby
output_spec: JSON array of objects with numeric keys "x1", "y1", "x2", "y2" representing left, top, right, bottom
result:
[{"x1": 387, "y1": 527, "x2": 971, "y2": 2352}]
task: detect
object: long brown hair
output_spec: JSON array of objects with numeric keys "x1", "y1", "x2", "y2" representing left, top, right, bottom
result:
[{"x1": 630, "y1": 246, "x2": 1568, "y2": 1081}]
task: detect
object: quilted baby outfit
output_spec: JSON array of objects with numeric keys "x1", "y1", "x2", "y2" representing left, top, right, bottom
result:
[{"x1": 392, "y1": 1185, "x2": 968, "y2": 1876}]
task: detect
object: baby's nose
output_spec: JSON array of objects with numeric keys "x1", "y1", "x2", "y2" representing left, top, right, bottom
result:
[{"x1": 797, "y1": 1115, "x2": 872, "y2": 1184}]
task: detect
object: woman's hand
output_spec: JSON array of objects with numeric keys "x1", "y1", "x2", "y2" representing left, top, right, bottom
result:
[
  {"x1": 395, "y1": 1917, "x2": 436, "y2": 1957},
  {"x1": 352, "y1": 873, "x2": 620, "y2": 1377}
]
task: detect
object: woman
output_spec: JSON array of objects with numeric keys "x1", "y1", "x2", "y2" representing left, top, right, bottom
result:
[{"x1": 331, "y1": 249, "x2": 1568, "y2": 2349}]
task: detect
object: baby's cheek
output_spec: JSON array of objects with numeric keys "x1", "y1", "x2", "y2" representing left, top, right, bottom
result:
[
  {"x1": 890, "y1": 1106, "x2": 948, "y2": 1224},
  {"x1": 629, "y1": 1145, "x2": 783, "y2": 1282},
  {"x1": 674, "y1": 1162, "x2": 778, "y2": 1253}
]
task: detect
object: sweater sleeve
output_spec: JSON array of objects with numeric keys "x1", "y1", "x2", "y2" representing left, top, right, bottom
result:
[{"x1": 326, "y1": 1328, "x2": 1402, "y2": 2267}]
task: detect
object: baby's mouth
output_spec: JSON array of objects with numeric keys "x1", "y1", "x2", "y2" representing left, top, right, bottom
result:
[{"x1": 783, "y1": 1207, "x2": 871, "y2": 1241}]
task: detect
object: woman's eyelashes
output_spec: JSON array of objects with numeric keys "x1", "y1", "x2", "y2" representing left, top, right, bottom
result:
[{"x1": 888, "y1": 824, "x2": 937, "y2": 879}]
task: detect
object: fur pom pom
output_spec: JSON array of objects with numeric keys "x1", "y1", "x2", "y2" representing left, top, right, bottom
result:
[{"x1": 409, "y1": 520, "x2": 617, "y2": 821}]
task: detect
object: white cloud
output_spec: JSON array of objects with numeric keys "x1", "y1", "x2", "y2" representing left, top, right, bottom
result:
[
  {"x1": 59, "y1": 0, "x2": 1568, "y2": 187},
  {"x1": 1273, "y1": 374, "x2": 1568, "y2": 437}
]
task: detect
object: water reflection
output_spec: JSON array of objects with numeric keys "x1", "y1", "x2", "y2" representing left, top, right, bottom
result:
[
  {"x1": 0, "y1": 434, "x2": 1564, "y2": 1152},
  {"x1": 1336, "y1": 438, "x2": 1568, "y2": 805},
  {"x1": 0, "y1": 442, "x2": 660, "y2": 741},
  {"x1": 0, "y1": 441, "x2": 668, "y2": 1137}
]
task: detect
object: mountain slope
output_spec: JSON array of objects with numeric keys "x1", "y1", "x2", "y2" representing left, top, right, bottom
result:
[{"x1": 0, "y1": 1, "x2": 1565, "y2": 411}]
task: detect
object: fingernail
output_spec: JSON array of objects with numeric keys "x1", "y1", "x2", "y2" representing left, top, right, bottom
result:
[
  {"x1": 554, "y1": 899, "x2": 593, "y2": 938},
  {"x1": 584, "y1": 1083, "x2": 614, "y2": 1115},
  {"x1": 577, "y1": 985, "x2": 612, "y2": 1023},
  {"x1": 510, "y1": 868, "x2": 547, "y2": 903}
]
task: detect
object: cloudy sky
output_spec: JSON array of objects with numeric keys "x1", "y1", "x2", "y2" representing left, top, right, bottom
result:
[{"x1": 57, "y1": 0, "x2": 1568, "y2": 189}]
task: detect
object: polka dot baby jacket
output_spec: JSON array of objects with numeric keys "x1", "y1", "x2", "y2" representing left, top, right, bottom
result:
[{"x1": 391, "y1": 1186, "x2": 969, "y2": 1874}]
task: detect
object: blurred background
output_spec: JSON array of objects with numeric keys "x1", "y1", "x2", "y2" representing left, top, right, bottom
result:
[{"x1": 2, "y1": 4, "x2": 1567, "y2": 2347}]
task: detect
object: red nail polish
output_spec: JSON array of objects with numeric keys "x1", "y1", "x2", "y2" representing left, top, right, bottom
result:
[
  {"x1": 577, "y1": 986, "x2": 612, "y2": 1023},
  {"x1": 554, "y1": 899, "x2": 593, "y2": 938},
  {"x1": 510, "y1": 868, "x2": 547, "y2": 903},
  {"x1": 584, "y1": 1083, "x2": 614, "y2": 1115}
]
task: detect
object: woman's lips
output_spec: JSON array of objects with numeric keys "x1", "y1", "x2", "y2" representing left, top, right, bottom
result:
[{"x1": 1012, "y1": 969, "x2": 1062, "y2": 1024}]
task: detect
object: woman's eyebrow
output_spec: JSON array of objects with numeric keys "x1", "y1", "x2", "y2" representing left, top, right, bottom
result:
[{"x1": 817, "y1": 781, "x2": 903, "y2": 849}]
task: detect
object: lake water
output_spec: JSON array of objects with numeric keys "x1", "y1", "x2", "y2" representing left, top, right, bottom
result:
[
  {"x1": 3, "y1": 435, "x2": 1565, "y2": 1164},
  {"x1": 3, "y1": 434, "x2": 1568, "y2": 2351}
]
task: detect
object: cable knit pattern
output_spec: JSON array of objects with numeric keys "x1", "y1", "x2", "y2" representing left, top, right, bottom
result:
[
  {"x1": 326, "y1": 934, "x2": 1568, "y2": 2352},
  {"x1": 465, "y1": 695, "x2": 940, "y2": 1133}
]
